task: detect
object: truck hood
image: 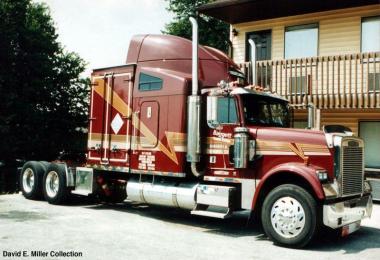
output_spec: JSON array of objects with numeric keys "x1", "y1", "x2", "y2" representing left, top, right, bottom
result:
[{"x1": 253, "y1": 127, "x2": 328, "y2": 147}]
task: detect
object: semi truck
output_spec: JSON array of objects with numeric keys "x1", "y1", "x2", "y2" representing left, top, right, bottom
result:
[{"x1": 19, "y1": 18, "x2": 372, "y2": 248}]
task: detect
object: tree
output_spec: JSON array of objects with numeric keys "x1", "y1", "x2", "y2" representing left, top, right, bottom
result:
[
  {"x1": 0, "y1": 0, "x2": 89, "y2": 161},
  {"x1": 163, "y1": 0, "x2": 230, "y2": 53}
]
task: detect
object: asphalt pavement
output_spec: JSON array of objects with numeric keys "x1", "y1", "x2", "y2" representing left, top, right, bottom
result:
[{"x1": 0, "y1": 194, "x2": 379, "y2": 260}]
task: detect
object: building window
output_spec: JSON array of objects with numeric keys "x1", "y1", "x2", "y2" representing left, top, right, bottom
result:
[
  {"x1": 293, "y1": 120, "x2": 308, "y2": 129},
  {"x1": 285, "y1": 24, "x2": 318, "y2": 59},
  {"x1": 368, "y1": 73, "x2": 380, "y2": 92},
  {"x1": 139, "y1": 73, "x2": 162, "y2": 91},
  {"x1": 217, "y1": 97, "x2": 238, "y2": 124},
  {"x1": 289, "y1": 76, "x2": 307, "y2": 94},
  {"x1": 361, "y1": 16, "x2": 380, "y2": 53},
  {"x1": 289, "y1": 75, "x2": 311, "y2": 95},
  {"x1": 359, "y1": 121, "x2": 380, "y2": 169}
]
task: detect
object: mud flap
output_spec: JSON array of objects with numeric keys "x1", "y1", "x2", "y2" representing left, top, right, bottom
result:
[{"x1": 72, "y1": 167, "x2": 94, "y2": 196}]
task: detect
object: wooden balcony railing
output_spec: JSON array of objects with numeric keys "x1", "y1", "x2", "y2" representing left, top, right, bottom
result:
[{"x1": 238, "y1": 52, "x2": 380, "y2": 109}]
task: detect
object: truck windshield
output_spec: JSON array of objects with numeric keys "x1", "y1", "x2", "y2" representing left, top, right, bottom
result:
[{"x1": 241, "y1": 94, "x2": 290, "y2": 128}]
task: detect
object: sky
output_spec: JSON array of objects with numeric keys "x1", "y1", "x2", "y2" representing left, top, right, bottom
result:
[{"x1": 34, "y1": 0, "x2": 174, "y2": 76}]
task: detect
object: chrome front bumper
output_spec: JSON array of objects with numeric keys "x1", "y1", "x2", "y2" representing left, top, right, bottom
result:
[{"x1": 323, "y1": 194, "x2": 373, "y2": 229}]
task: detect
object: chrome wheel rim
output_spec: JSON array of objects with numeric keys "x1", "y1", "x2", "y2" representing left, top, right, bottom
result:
[
  {"x1": 270, "y1": 196, "x2": 306, "y2": 238},
  {"x1": 22, "y1": 168, "x2": 35, "y2": 193},
  {"x1": 45, "y1": 171, "x2": 59, "y2": 198}
]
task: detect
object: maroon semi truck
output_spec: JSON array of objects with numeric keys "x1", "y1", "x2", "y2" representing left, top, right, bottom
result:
[{"x1": 19, "y1": 18, "x2": 372, "y2": 247}]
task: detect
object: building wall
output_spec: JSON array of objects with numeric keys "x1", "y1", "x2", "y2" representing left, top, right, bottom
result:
[
  {"x1": 231, "y1": 4, "x2": 380, "y2": 171},
  {"x1": 294, "y1": 109, "x2": 380, "y2": 136},
  {"x1": 232, "y1": 5, "x2": 380, "y2": 63}
]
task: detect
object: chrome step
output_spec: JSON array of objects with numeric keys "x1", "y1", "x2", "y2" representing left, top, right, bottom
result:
[
  {"x1": 191, "y1": 209, "x2": 232, "y2": 219},
  {"x1": 191, "y1": 184, "x2": 236, "y2": 219}
]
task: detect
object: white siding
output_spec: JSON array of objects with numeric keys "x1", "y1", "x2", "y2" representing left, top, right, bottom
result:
[{"x1": 232, "y1": 5, "x2": 380, "y2": 64}]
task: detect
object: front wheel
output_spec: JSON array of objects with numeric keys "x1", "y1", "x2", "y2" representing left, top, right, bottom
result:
[{"x1": 261, "y1": 184, "x2": 318, "y2": 248}]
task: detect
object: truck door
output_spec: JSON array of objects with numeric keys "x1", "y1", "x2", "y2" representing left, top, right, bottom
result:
[
  {"x1": 130, "y1": 101, "x2": 160, "y2": 171},
  {"x1": 207, "y1": 96, "x2": 239, "y2": 175},
  {"x1": 88, "y1": 69, "x2": 133, "y2": 167},
  {"x1": 138, "y1": 101, "x2": 159, "y2": 149}
]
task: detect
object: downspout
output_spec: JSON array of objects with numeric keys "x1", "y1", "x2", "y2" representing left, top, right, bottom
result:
[
  {"x1": 187, "y1": 17, "x2": 203, "y2": 177},
  {"x1": 307, "y1": 102, "x2": 315, "y2": 129},
  {"x1": 248, "y1": 39, "x2": 256, "y2": 85}
]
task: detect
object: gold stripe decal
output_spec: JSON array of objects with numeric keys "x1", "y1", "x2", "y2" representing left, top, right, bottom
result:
[
  {"x1": 93, "y1": 78, "x2": 179, "y2": 165},
  {"x1": 288, "y1": 142, "x2": 310, "y2": 165},
  {"x1": 92, "y1": 78, "x2": 330, "y2": 164}
]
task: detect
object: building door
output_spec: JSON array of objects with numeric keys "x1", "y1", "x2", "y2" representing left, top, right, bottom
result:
[
  {"x1": 246, "y1": 30, "x2": 272, "y2": 87},
  {"x1": 359, "y1": 121, "x2": 380, "y2": 169}
]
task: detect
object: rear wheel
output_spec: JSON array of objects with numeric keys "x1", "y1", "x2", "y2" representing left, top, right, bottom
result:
[
  {"x1": 20, "y1": 161, "x2": 47, "y2": 199},
  {"x1": 43, "y1": 163, "x2": 70, "y2": 205},
  {"x1": 104, "y1": 184, "x2": 126, "y2": 204},
  {"x1": 261, "y1": 184, "x2": 318, "y2": 248}
]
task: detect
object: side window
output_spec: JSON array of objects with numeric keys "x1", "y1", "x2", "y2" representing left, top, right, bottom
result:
[
  {"x1": 361, "y1": 16, "x2": 380, "y2": 53},
  {"x1": 285, "y1": 23, "x2": 318, "y2": 59},
  {"x1": 256, "y1": 100, "x2": 271, "y2": 125},
  {"x1": 359, "y1": 121, "x2": 380, "y2": 168},
  {"x1": 217, "y1": 97, "x2": 238, "y2": 124},
  {"x1": 139, "y1": 73, "x2": 162, "y2": 91}
]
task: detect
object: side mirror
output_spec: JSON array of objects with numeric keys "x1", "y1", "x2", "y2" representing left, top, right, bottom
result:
[{"x1": 206, "y1": 96, "x2": 220, "y2": 129}]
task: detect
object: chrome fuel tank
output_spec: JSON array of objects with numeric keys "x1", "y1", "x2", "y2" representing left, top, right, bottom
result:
[{"x1": 126, "y1": 180, "x2": 198, "y2": 210}]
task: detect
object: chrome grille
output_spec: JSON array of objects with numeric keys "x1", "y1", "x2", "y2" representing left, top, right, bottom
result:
[{"x1": 341, "y1": 139, "x2": 364, "y2": 196}]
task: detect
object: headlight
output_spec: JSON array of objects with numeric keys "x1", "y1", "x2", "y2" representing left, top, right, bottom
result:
[
  {"x1": 316, "y1": 170, "x2": 328, "y2": 182},
  {"x1": 364, "y1": 180, "x2": 372, "y2": 193}
]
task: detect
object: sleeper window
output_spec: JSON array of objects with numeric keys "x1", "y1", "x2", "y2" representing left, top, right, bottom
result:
[{"x1": 139, "y1": 73, "x2": 163, "y2": 91}]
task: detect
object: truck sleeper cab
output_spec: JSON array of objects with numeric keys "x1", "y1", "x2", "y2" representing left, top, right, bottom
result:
[{"x1": 19, "y1": 18, "x2": 372, "y2": 248}]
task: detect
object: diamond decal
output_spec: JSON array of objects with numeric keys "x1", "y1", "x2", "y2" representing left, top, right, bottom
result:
[{"x1": 111, "y1": 113, "x2": 124, "y2": 134}]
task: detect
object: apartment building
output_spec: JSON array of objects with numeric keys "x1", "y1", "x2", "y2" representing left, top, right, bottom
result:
[{"x1": 199, "y1": 0, "x2": 380, "y2": 176}]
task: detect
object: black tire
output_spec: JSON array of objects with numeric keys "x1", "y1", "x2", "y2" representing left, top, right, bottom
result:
[
  {"x1": 40, "y1": 161, "x2": 51, "y2": 170},
  {"x1": 20, "y1": 161, "x2": 47, "y2": 200},
  {"x1": 42, "y1": 163, "x2": 70, "y2": 205},
  {"x1": 104, "y1": 186, "x2": 127, "y2": 204},
  {"x1": 261, "y1": 184, "x2": 318, "y2": 248}
]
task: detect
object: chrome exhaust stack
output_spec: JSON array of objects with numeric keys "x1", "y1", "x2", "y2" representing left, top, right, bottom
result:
[
  {"x1": 248, "y1": 39, "x2": 257, "y2": 85},
  {"x1": 189, "y1": 17, "x2": 199, "y2": 97},
  {"x1": 187, "y1": 17, "x2": 203, "y2": 177}
]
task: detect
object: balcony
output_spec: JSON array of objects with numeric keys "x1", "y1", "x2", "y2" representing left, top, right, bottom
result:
[{"x1": 238, "y1": 52, "x2": 380, "y2": 109}]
